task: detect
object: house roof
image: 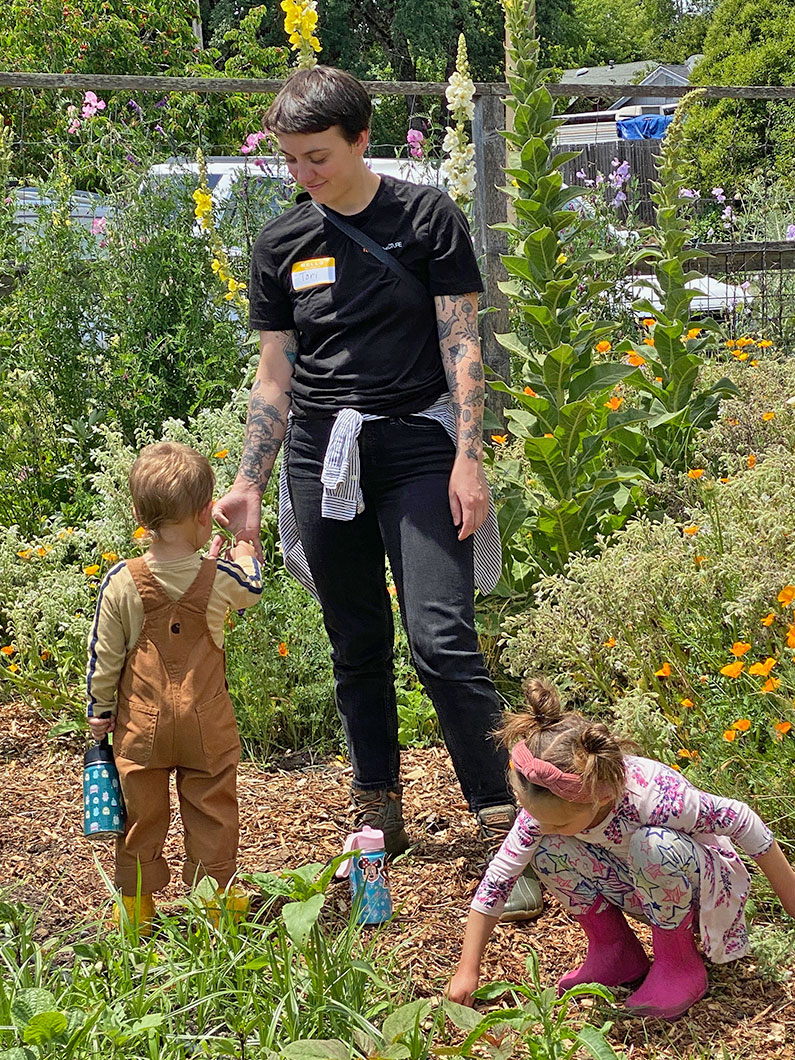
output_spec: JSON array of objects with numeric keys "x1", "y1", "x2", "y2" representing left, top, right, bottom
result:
[
  {"x1": 560, "y1": 58, "x2": 699, "y2": 89},
  {"x1": 560, "y1": 61, "x2": 658, "y2": 86},
  {"x1": 559, "y1": 57, "x2": 701, "y2": 111}
]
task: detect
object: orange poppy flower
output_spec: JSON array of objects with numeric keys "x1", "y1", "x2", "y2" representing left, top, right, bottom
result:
[
  {"x1": 642, "y1": 318, "x2": 656, "y2": 327},
  {"x1": 762, "y1": 412, "x2": 775, "y2": 422},
  {"x1": 761, "y1": 677, "x2": 781, "y2": 693},
  {"x1": 491, "y1": 435, "x2": 508, "y2": 445},
  {"x1": 730, "y1": 642, "x2": 751, "y2": 657},
  {"x1": 748, "y1": 657, "x2": 777, "y2": 677},
  {"x1": 642, "y1": 337, "x2": 655, "y2": 346},
  {"x1": 523, "y1": 386, "x2": 537, "y2": 397},
  {"x1": 761, "y1": 612, "x2": 776, "y2": 627},
  {"x1": 83, "y1": 565, "x2": 100, "y2": 576},
  {"x1": 774, "y1": 721, "x2": 792, "y2": 739},
  {"x1": 758, "y1": 339, "x2": 773, "y2": 348},
  {"x1": 787, "y1": 624, "x2": 795, "y2": 648},
  {"x1": 683, "y1": 525, "x2": 699, "y2": 535},
  {"x1": 604, "y1": 637, "x2": 616, "y2": 647},
  {"x1": 654, "y1": 662, "x2": 671, "y2": 678},
  {"x1": 686, "y1": 328, "x2": 702, "y2": 340},
  {"x1": 747, "y1": 454, "x2": 756, "y2": 468},
  {"x1": 777, "y1": 585, "x2": 795, "y2": 606},
  {"x1": 604, "y1": 396, "x2": 624, "y2": 411},
  {"x1": 720, "y1": 660, "x2": 744, "y2": 678},
  {"x1": 732, "y1": 719, "x2": 751, "y2": 731},
  {"x1": 680, "y1": 698, "x2": 694, "y2": 708},
  {"x1": 214, "y1": 449, "x2": 229, "y2": 459},
  {"x1": 0, "y1": 645, "x2": 15, "y2": 656},
  {"x1": 723, "y1": 729, "x2": 737, "y2": 742},
  {"x1": 595, "y1": 341, "x2": 612, "y2": 353},
  {"x1": 277, "y1": 642, "x2": 289, "y2": 657},
  {"x1": 694, "y1": 555, "x2": 706, "y2": 567},
  {"x1": 133, "y1": 526, "x2": 148, "y2": 539},
  {"x1": 688, "y1": 469, "x2": 705, "y2": 479},
  {"x1": 627, "y1": 352, "x2": 646, "y2": 366}
]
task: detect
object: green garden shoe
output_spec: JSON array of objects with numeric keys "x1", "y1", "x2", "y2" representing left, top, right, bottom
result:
[
  {"x1": 351, "y1": 785, "x2": 410, "y2": 856},
  {"x1": 477, "y1": 803, "x2": 544, "y2": 921}
]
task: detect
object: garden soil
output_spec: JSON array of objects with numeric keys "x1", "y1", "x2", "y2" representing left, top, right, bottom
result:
[{"x1": 1, "y1": 701, "x2": 792, "y2": 1059}]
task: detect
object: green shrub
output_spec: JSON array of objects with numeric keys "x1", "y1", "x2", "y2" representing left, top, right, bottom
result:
[{"x1": 500, "y1": 443, "x2": 795, "y2": 837}]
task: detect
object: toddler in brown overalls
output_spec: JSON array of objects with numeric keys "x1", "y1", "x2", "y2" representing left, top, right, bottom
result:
[{"x1": 86, "y1": 441, "x2": 262, "y2": 932}]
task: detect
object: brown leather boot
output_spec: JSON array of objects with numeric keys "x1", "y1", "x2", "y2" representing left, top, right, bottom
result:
[
  {"x1": 477, "y1": 803, "x2": 544, "y2": 921},
  {"x1": 351, "y1": 785, "x2": 410, "y2": 856}
]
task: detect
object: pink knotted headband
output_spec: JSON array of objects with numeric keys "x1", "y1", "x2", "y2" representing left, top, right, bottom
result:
[{"x1": 510, "y1": 740, "x2": 614, "y2": 803}]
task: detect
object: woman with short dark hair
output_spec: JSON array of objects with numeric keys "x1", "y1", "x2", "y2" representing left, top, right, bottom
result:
[{"x1": 213, "y1": 65, "x2": 541, "y2": 920}]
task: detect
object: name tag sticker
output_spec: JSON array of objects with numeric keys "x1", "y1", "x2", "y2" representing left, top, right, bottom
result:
[{"x1": 291, "y1": 257, "x2": 336, "y2": 290}]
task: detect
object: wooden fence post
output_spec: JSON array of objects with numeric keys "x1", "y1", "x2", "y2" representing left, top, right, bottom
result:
[{"x1": 472, "y1": 91, "x2": 510, "y2": 426}]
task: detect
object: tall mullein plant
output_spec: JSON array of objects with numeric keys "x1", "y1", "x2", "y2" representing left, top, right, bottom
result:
[
  {"x1": 441, "y1": 35, "x2": 476, "y2": 209},
  {"x1": 628, "y1": 90, "x2": 739, "y2": 469},
  {"x1": 491, "y1": 0, "x2": 655, "y2": 575}
]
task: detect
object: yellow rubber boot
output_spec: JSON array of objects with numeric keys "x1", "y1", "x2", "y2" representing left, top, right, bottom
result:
[
  {"x1": 203, "y1": 885, "x2": 250, "y2": 928},
  {"x1": 112, "y1": 893, "x2": 156, "y2": 937}
]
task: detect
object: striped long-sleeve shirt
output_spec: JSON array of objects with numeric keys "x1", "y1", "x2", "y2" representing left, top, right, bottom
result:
[{"x1": 86, "y1": 553, "x2": 262, "y2": 717}]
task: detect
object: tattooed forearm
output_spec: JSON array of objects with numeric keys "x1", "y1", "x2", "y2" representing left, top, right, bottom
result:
[
  {"x1": 235, "y1": 330, "x2": 294, "y2": 492},
  {"x1": 238, "y1": 380, "x2": 290, "y2": 492},
  {"x1": 435, "y1": 293, "x2": 484, "y2": 461}
]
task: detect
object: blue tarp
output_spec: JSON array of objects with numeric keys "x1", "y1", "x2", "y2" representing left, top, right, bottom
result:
[{"x1": 617, "y1": 113, "x2": 674, "y2": 140}]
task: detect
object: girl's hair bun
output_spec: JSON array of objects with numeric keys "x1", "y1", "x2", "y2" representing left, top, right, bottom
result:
[
  {"x1": 579, "y1": 724, "x2": 614, "y2": 757},
  {"x1": 522, "y1": 677, "x2": 562, "y2": 728}
]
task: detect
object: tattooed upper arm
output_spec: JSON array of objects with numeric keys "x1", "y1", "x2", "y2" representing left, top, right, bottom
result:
[{"x1": 270, "y1": 329, "x2": 299, "y2": 365}]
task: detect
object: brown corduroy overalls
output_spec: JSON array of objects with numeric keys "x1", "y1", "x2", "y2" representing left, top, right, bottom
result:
[{"x1": 113, "y1": 556, "x2": 240, "y2": 893}]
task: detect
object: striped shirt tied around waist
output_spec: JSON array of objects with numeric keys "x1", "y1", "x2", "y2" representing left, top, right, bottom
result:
[{"x1": 278, "y1": 394, "x2": 503, "y2": 600}]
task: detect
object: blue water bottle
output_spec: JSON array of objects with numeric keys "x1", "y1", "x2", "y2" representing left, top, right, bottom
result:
[
  {"x1": 83, "y1": 734, "x2": 125, "y2": 840},
  {"x1": 335, "y1": 825, "x2": 393, "y2": 925}
]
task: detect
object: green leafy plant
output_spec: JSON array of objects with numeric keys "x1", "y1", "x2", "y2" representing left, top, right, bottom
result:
[
  {"x1": 488, "y1": 0, "x2": 654, "y2": 575},
  {"x1": 444, "y1": 949, "x2": 620, "y2": 1060},
  {"x1": 626, "y1": 90, "x2": 740, "y2": 472}
]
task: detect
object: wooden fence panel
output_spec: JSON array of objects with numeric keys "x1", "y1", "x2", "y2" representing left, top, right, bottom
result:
[{"x1": 558, "y1": 140, "x2": 663, "y2": 223}]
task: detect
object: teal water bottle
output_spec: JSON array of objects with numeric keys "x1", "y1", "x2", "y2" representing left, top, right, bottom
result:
[{"x1": 83, "y1": 734, "x2": 125, "y2": 840}]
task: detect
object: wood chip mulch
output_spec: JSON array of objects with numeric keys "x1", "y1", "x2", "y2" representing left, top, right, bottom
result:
[{"x1": 0, "y1": 700, "x2": 793, "y2": 1058}]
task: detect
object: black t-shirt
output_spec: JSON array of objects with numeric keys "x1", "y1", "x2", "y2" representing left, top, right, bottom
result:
[{"x1": 248, "y1": 175, "x2": 484, "y2": 419}]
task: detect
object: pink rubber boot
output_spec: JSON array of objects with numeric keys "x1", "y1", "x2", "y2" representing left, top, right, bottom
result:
[
  {"x1": 624, "y1": 911, "x2": 709, "y2": 1019},
  {"x1": 557, "y1": 900, "x2": 650, "y2": 995}
]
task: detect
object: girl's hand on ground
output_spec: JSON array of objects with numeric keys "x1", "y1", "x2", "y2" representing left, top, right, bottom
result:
[
  {"x1": 88, "y1": 715, "x2": 115, "y2": 740},
  {"x1": 446, "y1": 969, "x2": 479, "y2": 1007}
]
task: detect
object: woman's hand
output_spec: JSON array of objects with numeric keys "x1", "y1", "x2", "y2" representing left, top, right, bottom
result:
[
  {"x1": 446, "y1": 968, "x2": 479, "y2": 1008},
  {"x1": 449, "y1": 454, "x2": 489, "y2": 541},
  {"x1": 211, "y1": 485, "x2": 265, "y2": 560}
]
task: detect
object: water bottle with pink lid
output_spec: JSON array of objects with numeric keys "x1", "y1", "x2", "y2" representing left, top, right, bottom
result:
[{"x1": 335, "y1": 825, "x2": 393, "y2": 925}]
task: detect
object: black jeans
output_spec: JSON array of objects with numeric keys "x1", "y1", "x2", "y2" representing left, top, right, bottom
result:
[{"x1": 286, "y1": 414, "x2": 511, "y2": 813}]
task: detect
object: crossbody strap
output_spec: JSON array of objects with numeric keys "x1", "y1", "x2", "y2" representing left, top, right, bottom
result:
[{"x1": 311, "y1": 200, "x2": 429, "y2": 302}]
